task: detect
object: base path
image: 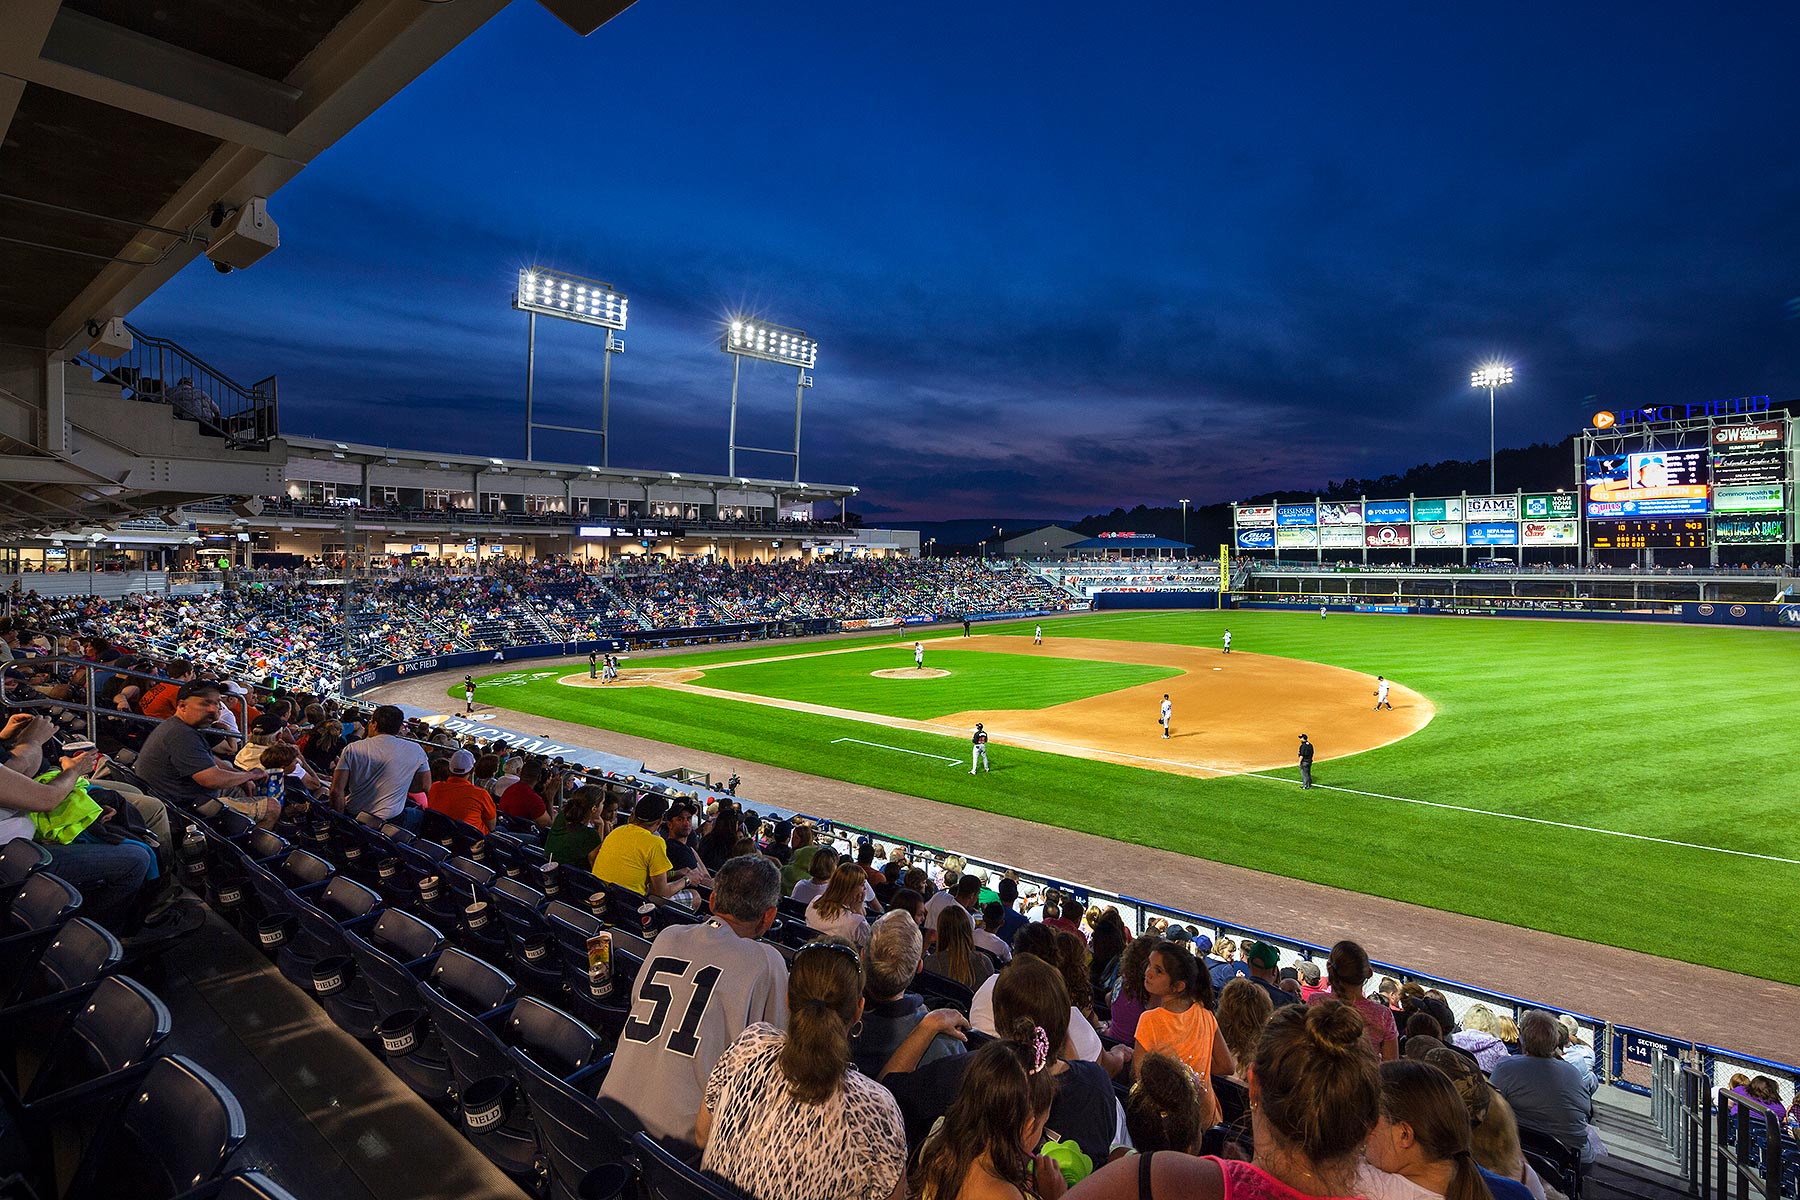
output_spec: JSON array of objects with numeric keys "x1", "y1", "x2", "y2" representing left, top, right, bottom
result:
[{"x1": 369, "y1": 663, "x2": 1800, "y2": 1062}]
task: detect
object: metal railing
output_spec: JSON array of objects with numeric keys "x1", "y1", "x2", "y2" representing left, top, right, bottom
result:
[
  {"x1": 0, "y1": 655, "x2": 249, "y2": 745},
  {"x1": 78, "y1": 323, "x2": 277, "y2": 446}
]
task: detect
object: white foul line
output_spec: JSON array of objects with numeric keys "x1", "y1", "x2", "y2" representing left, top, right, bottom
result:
[
  {"x1": 1241, "y1": 774, "x2": 1800, "y2": 867},
  {"x1": 830, "y1": 737, "x2": 962, "y2": 765}
]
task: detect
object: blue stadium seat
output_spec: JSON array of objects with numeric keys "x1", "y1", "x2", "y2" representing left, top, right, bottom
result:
[
  {"x1": 0, "y1": 872, "x2": 83, "y2": 988},
  {"x1": 509, "y1": 1045, "x2": 633, "y2": 1200},
  {"x1": 342, "y1": 909, "x2": 453, "y2": 1104},
  {"x1": 0, "y1": 840, "x2": 50, "y2": 912},
  {"x1": 418, "y1": 949, "x2": 535, "y2": 1177},
  {"x1": 634, "y1": 1130, "x2": 752, "y2": 1200},
  {"x1": 59, "y1": 1053, "x2": 246, "y2": 1200}
]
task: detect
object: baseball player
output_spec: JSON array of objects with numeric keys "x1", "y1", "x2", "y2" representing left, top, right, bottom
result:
[
  {"x1": 1298, "y1": 734, "x2": 1315, "y2": 788},
  {"x1": 970, "y1": 723, "x2": 990, "y2": 773},
  {"x1": 1159, "y1": 693, "x2": 1173, "y2": 739},
  {"x1": 1320, "y1": 605, "x2": 1327, "y2": 619},
  {"x1": 1222, "y1": 629, "x2": 1232, "y2": 654},
  {"x1": 589, "y1": 650, "x2": 599, "y2": 679},
  {"x1": 463, "y1": 675, "x2": 475, "y2": 714},
  {"x1": 914, "y1": 642, "x2": 924, "y2": 670},
  {"x1": 1374, "y1": 676, "x2": 1392, "y2": 710},
  {"x1": 1033, "y1": 624, "x2": 1043, "y2": 646}
]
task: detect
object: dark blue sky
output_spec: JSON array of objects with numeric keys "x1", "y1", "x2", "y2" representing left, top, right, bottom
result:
[{"x1": 136, "y1": 2, "x2": 1800, "y2": 520}]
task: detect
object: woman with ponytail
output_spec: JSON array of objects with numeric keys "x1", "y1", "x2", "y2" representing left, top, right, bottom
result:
[
  {"x1": 912, "y1": 1017, "x2": 1067, "y2": 1200},
  {"x1": 1311, "y1": 940, "x2": 1399, "y2": 1061},
  {"x1": 698, "y1": 938, "x2": 907, "y2": 1200},
  {"x1": 1357, "y1": 1060, "x2": 1497, "y2": 1200},
  {"x1": 1067, "y1": 1001, "x2": 1382, "y2": 1200}
]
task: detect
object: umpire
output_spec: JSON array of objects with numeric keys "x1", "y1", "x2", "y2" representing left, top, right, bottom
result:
[{"x1": 1298, "y1": 734, "x2": 1315, "y2": 789}]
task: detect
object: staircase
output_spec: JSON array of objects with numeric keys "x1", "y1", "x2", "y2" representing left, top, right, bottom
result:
[{"x1": 1590, "y1": 1090, "x2": 1693, "y2": 1200}]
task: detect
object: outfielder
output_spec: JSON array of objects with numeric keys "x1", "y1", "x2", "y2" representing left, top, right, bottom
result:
[
  {"x1": 1159, "y1": 693, "x2": 1173, "y2": 739},
  {"x1": 1374, "y1": 676, "x2": 1392, "y2": 710},
  {"x1": 970, "y1": 723, "x2": 990, "y2": 773}
]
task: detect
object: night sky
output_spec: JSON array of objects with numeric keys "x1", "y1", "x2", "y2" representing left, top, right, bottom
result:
[{"x1": 133, "y1": 2, "x2": 1800, "y2": 521}]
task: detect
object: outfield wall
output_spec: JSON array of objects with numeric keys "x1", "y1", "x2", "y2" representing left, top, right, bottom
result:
[
  {"x1": 1234, "y1": 591, "x2": 1795, "y2": 626},
  {"x1": 1094, "y1": 589, "x2": 1220, "y2": 609}
]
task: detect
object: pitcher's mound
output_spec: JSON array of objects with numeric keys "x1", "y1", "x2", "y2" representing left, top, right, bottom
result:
[
  {"x1": 560, "y1": 668, "x2": 703, "y2": 688},
  {"x1": 872, "y1": 668, "x2": 950, "y2": 680}
]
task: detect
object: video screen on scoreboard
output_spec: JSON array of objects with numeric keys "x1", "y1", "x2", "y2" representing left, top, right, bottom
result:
[
  {"x1": 1585, "y1": 449, "x2": 1710, "y2": 516},
  {"x1": 1589, "y1": 518, "x2": 1708, "y2": 549}
]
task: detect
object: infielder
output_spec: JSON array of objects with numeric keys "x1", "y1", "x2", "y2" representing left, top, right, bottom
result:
[
  {"x1": 914, "y1": 642, "x2": 924, "y2": 669},
  {"x1": 1222, "y1": 629, "x2": 1232, "y2": 654},
  {"x1": 1033, "y1": 624, "x2": 1043, "y2": 645},
  {"x1": 1159, "y1": 693, "x2": 1173, "y2": 739},
  {"x1": 1374, "y1": 676, "x2": 1392, "y2": 710},
  {"x1": 970, "y1": 723, "x2": 990, "y2": 773},
  {"x1": 463, "y1": 675, "x2": 476, "y2": 715}
]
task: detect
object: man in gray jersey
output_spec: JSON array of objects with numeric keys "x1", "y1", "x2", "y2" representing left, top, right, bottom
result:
[{"x1": 598, "y1": 854, "x2": 787, "y2": 1145}]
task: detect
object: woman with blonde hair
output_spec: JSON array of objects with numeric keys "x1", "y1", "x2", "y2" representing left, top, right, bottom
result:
[
  {"x1": 1497, "y1": 1015, "x2": 1520, "y2": 1054},
  {"x1": 806, "y1": 862, "x2": 873, "y2": 946},
  {"x1": 924, "y1": 904, "x2": 995, "y2": 989},
  {"x1": 1216, "y1": 977, "x2": 1274, "y2": 1081},
  {"x1": 1452, "y1": 1004, "x2": 1510, "y2": 1073}
]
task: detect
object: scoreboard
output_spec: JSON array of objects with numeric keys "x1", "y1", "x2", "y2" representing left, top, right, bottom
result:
[{"x1": 1589, "y1": 518, "x2": 1708, "y2": 549}]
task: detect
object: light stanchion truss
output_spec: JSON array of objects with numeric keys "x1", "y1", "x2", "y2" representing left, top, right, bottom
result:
[
  {"x1": 514, "y1": 266, "x2": 628, "y2": 464},
  {"x1": 722, "y1": 317, "x2": 819, "y2": 483}
]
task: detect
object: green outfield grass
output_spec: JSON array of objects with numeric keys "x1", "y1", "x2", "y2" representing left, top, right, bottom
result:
[
  {"x1": 691, "y1": 646, "x2": 1179, "y2": 719},
  {"x1": 461, "y1": 612, "x2": 1800, "y2": 983}
]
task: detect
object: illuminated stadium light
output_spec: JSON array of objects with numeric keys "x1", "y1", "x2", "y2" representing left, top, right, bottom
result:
[
  {"x1": 512, "y1": 265, "x2": 630, "y2": 464},
  {"x1": 721, "y1": 314, "x2": 820, "y2": 482},
  {"x1": 1470, "y1": 362, "x2": 1515, "y2": 495}
]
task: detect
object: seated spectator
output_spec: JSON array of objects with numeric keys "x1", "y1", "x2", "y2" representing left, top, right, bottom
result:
[
  {"x1": 972, "y1": 923, "x2": 1105, "y2": 1063},
  {"x1": 777, "y1": 823, "x2": 818, "y2": 893},
  {"x1": 889, "y1": 887, "x2": 926, "y2": 928},
  {"x1": 975, "y1": 901, "x2": 1014, "y2": 966},
  {"x1": 1359, "y1": 1059, "x2": 1527, "y2": 1200},
  {"x1": 589, "y1": 792, "x2": 686, "y2": 898},
  {"x1": 994, "y1": 876, "x2": 1029, "y2": 944},
  {"x1": 698, "y1": 804, "x2": 741, "y2": 872},
  {"x1": 1296, "y1": 958, "x2": 1328, "y2": 1001},
  {"x1": 1398, "y1": 983, "x2": 1458, "y2": 1038},
  {"x1": 1126, "y1": 1051, "x2": 1207, "y2": 1155},
  {"x1": 135, "y1": 681, "x2": 270, "y2": 820},
  {"x1": 597, "y1": 855, "x2": 786, "y2": 1145},
  {"x1": 1217, "y1": 977, "x2": 1274, "y2": 1081},
  {"x1": 1045, "y1": 894, "x2": 1088, "y2": 943},
  {"x1": 909, "y1": 1021, "x2": 1062, "y2": 1200},
  {"x1": 329, "y1": 704, "x2": 428, "y2": 827},
  {"x1": 1311, "y1": 940, "x2": 1398, "y2": 1061},
  {"x1": 790, "y1": 847, "x2": 840, "y2": 905},
  {"x1": 1134, "y1": 938, "x2": 1232, "y2": 1123},
  {"x1": 1451, "y1": 1004, "x2": 1511, "y2": 1074},
  {"x1": 923, "y1": 904, "x2": 995, "y2": 990},
  {"x1": 1105, "y1": 933, "x2": 1159, "y2": 1043},
  {"x1": 545, "y1": 785, "x2": 602, "y2": 865},
  {"x1": 1555, "y1": 1017, "x2": 1598, "y2": 1097},
  {"x1": 1056, "y1": 929, "x2": 1102, "y2": 1037},
  {"x1": 1489, "y1": 1010, "x2": 1601, "y2": 1163},
  {"x1": 661, "y1": 798, "x2": 711, "y2": 885},
  {"x1": 1209, "y1": 935, "x2": 1249, "y2": 992},
  {"x1": 807, "y1": 862, "x2": 874, "y2": 947},
  {"x1": 851, "y1": 910, "x2": 966, "y2": 1077},
  {"x1": 889, "y1": 951, "x2": 1122, "y2": 1172},
  {"x1": 1089, "y1": 908, "x2": 1128, "y2": 1000},
  {"x1": 137, "y1": 658, "x2": 193, "y2": 718},
  {"x1": 1426, "y1": 1048, "x2": 1553, "y2": 1200},
  {"x1": 698, "y1": 938, "x2": 907, "y2": 1200},
  {"x1": 427, "y1": 749, "x2": 496, "y2": 834},
  {"x1": 1068, "y1": 1002, "x2": 1380, "y2": 1200},
  {"x1": 1243, "y1": 940, "x2": 1301, "y2": 1009},
  {"x1": 497, "y1": 760, "x2": 552, "y2": 828},
  {"x1": 1498, "y1": 1015, "x2": 1520, "y2": 1054},
  {"x1": 923, "y1": 873, "x2": 980, "y2": 939}
]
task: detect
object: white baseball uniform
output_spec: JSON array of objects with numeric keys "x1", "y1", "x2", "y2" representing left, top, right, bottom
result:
[
  {"x1": 914, "y1": 643, "x2": 924, "y2": 668},
  {"x1": 1033, "y1": 625, "x2": 1042, "y2": 645},
  {"x1": 1376, "y1": 679, "x2": 1391, "y2": 709},
  {"x1": 1159, "y1": 697, "x2": 1172, "y2": 738},
  {"x1": 1222, "y1": 631, "x2": 1232, "y2": 654},
  {"x1": 970, "y1": 727, "x2": 989, "y2": 773}
]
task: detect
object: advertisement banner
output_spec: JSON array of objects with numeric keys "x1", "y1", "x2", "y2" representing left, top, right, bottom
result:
[
  {"x1": 1317, "y1": 501, "x2": 1364, "y2": 526},
  {"x1": 1275, "y1": 503, "x2": 1318, "y2": 527},
  {"x1": 1585, "y1": 451, "x2": 1710, "y2": 516},
  {"x1": 1275, "y1": 527, "x2": 1319, "y2": 547},
  {"x1": 1412, "y1": 497, "x2": 1463, "y2": 523},
  {"x1": 1413, "y1": 522, "x2": 1464, "y2": 547},
  {"x1": 1465, "y1": 495, "x2": 1518, "y2": 520},
  {"x1": 1522, "y1": 492, "x2": 1578, "y2": 519},
  {"x1": 1237, "y1": 505, "x2": 1276, "y2": 527},
  {"x1": 1235, "y1": 527, "x2": 1275, "y2": 550},
  {"x1": 1365, "y1": 499, "x2": 1412, "y2": 524},
  {"x1": 1466, "y1": 522, "x2": 1520, "y2": 546},
  {"x1": 1712, "y1": 422, "x2": 1785, "y2": 449},
  {"x1": 1318, "y1": 526, "x2": 1364, "y2": 548},
  {"x1": 1715, "y1": 516, "x2": 1787, "y2": 544},
  {"x1": 1711, "y1": 451, "x2": 1785, "y2": 485},
  {"x1": 1712, "y1": 484, "x2": 1785, "y2": 513},
  {"x1": 1521, "y1": 520, "x2": 1580, "y2": 546},
  {"x1": 1365, "y1": 524, "x2": 1412, "y2": 548}
]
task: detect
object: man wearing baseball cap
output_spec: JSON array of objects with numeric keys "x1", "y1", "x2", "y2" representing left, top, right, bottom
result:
[
  {"x1": 590, "y1": 792, "x2": 687, "y2": 898},
  {"x1": 1244, "y1": 940, "x2": 1300, "y2": 1008},
  {"x1": 428, "y1": 748, "x2": 495, "y2": 834},
  {"x1": 135, "y1": 680, "x2": 269, "y2": 811}
]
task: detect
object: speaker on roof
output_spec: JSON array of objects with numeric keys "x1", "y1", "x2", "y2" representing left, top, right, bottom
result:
[
  {"x1": 205, "y1": 198, "x2": 279, "y2": 272},
  {"x1": 230, "y1": 497, "x2": 265, "y2": 519},
  {"x1": 85, "y1": 317, "x2": 133, "y2": 358}
]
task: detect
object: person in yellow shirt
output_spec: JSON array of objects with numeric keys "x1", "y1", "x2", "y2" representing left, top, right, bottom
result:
[{"x1": 589, "y1": 792, "x2": 688, "y2": 898}]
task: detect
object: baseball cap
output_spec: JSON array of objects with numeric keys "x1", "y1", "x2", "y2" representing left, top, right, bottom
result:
[
  {"x1": 449, "y1": 749, "x2": 476, "y2": 775},
  {"x1": 249, "y1": 714, "x2": 284, "y2": 736},
  {"x1": 667, "y1": 798, "x2": 699, "y2": 820},
  {"x1": 1296, "y1": 960, "x2": 1322, "y2": 984},
  {"x1": 222, "y1": 681, "x2": 248, "y2": 695},
  {"x1": 1247, "y1": 940, "x2": 1281, "y2": 970},
  {"x1": 176, "y1": 679, "x2": 223, "y2": 700},
  {"x1": 1424, "y1": 1047, "x2": 1491, "y2": 1125},
  {"x1": 632, "y1": 792, "x2": 669, "y2": 823}
]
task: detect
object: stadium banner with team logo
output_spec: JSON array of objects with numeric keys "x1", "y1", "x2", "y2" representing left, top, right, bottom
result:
[
  {"x1": 1236, "y1": 505, "x2": 1276, "y2": 526},
  {"x1": 1412, "y1": 497, "x2": 1464, "y2": 523},
  {"x1": 1714, "y1": 516, "x2": 1787, "y2": 544},
  {"x1": 1466, "y1": 522, "x2": 1519, "y2": 546},
  {"x1": 1413, "y1": 521, "x2": 1464, "y2": 547},
  {"x1": 1235, "y1": 526, "x2": 1275, "y2": 549},
  {"x1": 1365, "y1": 523, "x2": 1411, "y2": 548},
  {"x1": 1712, "y1": 484, "x2": 1786, "y2": 513},
  {"x1": 1275, "y1": 526, "x2": 1319, "y2": 547},
  {"x1": 1521, "y1": 520, "x2": 1580, "y2": 546},
  {"x1": 1275, "y1": 503, "x2": 1317, "y2": 526},
  {"x1": 1318, "y1": 526, "x2": 1363, "y2": 548},
  {"x1": 1318, "y1": 501, "x2": 1363, "y2": 525},
  {"x1": 1465, "y1": 495, "x2": 1518, "y2": 520},
  {"x1": 1365, "y1": 499, "x2": 1412, "y2": 523},
  {"x1": 1680, "y1": 602, "x2": 1779, "y2": 626},
  {"x1": 1712, "y1": 421, "x2": 1785, "y2": 448},
  {"x1": 1522, "y1": 492, "x2": 1577, "y2": 519}
]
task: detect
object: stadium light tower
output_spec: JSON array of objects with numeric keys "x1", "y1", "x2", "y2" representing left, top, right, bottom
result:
[
  {"x1": 722, "y1": 317, "x2": 818, "y2": 482},
  {"x1": 513, "y1": 266, "x2": 628, "y2": 463},
  {"x1": 1180, "y1": 498, "x2": 1190, "y2": 547},
  {"x1": 1470, "y1": 362, "x2": 1514, "y2": 494}
]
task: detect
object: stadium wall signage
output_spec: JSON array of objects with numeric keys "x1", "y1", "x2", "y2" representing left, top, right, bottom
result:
[
  {"x1": 1591, "y1": 396, "x2": 1771, "y2": 426},
  {"x1": 1712, "y1": 421, "x2": 1784, "y2": 447},
  {"x1": 1365, "y1": 500, "x2": 1411, "y2": 523}
]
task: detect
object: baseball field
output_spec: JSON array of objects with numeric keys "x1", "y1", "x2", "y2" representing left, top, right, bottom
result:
[{"x1": 460, "y1": 610, "x2": 1800, "y2": 984}]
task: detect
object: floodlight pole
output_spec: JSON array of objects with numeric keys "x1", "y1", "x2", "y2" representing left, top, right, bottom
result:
[
  {"x1": 728, "y1": 355, "x2": 742, "y2": 477},
  {"x1": 524, "y1": 310, "x2": 537, "y2": 461},
  {"x1": 601, "y1": 334, "x2": 623, "y2": 467},
  {"x1": 1487, "y1": 383, "x2": 1496, "y2": 494}
]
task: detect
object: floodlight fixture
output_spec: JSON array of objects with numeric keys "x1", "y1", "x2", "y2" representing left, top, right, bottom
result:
[
  {"x1": 513, "y1": 265, "x2": 630, "y2": 464},
  {"x1": 720, "y1": 314, "x2": 821, "y2": 482},
  {"x1": 1469, "y1": 361, "x2": 1515, "y2": 494}
]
